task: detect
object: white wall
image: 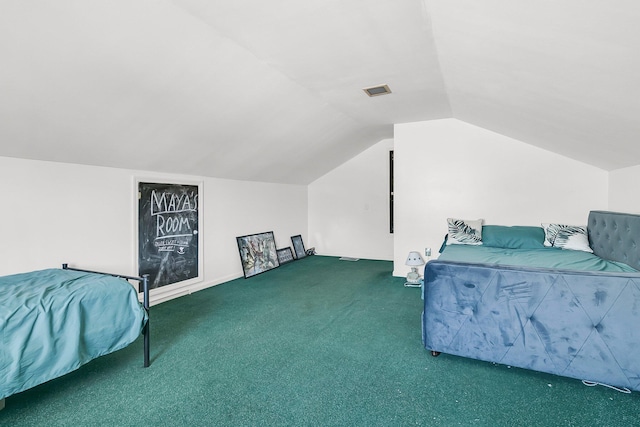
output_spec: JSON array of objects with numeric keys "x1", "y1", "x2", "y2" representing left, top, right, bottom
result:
[
  {"x1": 308, "y1": 138, "x2": 394, "y2": 260},
  {"x1": 609, "y1": 165, "x2": 640, "y2": 214},
  {"x1": 393, "y1": 119, "x2": 609, "y2": 276},
  {"x1": 3, "y1": 118, "x2": 622, "y2": 296},
  {"x1": 0, "y1": 156, "x2": 307, "y2": 304}
]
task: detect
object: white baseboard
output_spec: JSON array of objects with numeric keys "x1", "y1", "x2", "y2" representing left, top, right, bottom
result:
[{"x1": 145, "y1": 273, "x2": 242, "y2": 306}]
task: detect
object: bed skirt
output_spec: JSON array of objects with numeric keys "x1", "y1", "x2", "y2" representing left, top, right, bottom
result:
[{"x1": 422, "y1": 260, "x2": 640, "y2": 391}]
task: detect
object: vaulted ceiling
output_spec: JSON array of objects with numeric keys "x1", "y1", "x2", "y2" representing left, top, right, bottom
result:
[{"x1": 1, "y1": 1, "x2": 638, "y2": 184}]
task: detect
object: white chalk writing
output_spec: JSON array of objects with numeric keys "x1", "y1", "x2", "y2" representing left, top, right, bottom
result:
[
  {"x1": 149, "y1": 189, "x2": 198, "y2": 247},
  {"x1": 150, "y1": 190, "x2": 198, "y2": 216}
]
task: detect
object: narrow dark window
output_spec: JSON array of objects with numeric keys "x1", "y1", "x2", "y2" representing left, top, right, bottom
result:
[{"x1": 389, "y1": 150, "x2": 394, "y2": 234}]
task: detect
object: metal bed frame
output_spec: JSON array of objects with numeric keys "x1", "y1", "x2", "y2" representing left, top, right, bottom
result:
[{"x1": 62, "y1": 263, "x2": 151, "y2": 368}]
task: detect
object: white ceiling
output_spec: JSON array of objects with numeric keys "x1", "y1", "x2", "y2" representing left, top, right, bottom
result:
[{"x1": 0, "y1": 1, "x2": 638, "y2": 184}]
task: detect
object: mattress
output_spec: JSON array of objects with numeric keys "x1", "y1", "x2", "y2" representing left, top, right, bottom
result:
[{"x1": 438, "y1": 245, "x2": 637, "y2": 273}]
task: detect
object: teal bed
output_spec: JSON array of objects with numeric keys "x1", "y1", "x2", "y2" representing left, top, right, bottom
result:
[
  {"x1": 423, "y1": 211, "x2": 640, "y2": 392},
  {"x1": 0, "y1": 265, "x2": 150, "y2": 408}
]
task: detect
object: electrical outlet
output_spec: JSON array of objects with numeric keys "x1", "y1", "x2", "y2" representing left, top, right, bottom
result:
[{"x1": 425, "y1": 247, "x2": 431, "y2": 257}]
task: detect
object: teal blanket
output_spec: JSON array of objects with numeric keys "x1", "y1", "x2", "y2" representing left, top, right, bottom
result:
[
  {"x1": 1, "y1": 269, "x2": 147, "y2": 400},
  {"x1": 438, "y1": 245, "x2": 638, "y2": 272}
]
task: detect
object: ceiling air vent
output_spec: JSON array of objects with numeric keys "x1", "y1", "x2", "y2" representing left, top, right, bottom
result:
[{"x1": 363, "y1": 84, "x2": 391, "y2": 97}]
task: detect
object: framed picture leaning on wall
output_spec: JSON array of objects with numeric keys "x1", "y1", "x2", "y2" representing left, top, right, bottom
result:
[
  {"x1": 236, "y1": 231, "x2": 280, "y2": 278},
  {"x1": 291, "y1": 235, "x2": 306, "y2": 259}
]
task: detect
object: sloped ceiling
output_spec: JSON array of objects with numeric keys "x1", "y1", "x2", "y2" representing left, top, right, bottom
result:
[
  {"x1": 427, "y1": 0, "x2": 640, "y2": 171},
  {"x1": 0, "y1": 1, "x2": 638, "y2": 184}
]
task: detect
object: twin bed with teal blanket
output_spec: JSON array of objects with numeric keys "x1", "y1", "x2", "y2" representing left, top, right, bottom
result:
[
  {"x1": 423, "y1": 210, "x2": 640, "y2": 392},
  {"x1": 0, "y1": 265, "x2": 150, "y2": 407}
]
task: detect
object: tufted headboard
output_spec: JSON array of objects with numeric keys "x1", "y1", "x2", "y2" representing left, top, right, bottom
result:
[{"x1": 588, "y1": 210, "x2": 640, "y2": 271}]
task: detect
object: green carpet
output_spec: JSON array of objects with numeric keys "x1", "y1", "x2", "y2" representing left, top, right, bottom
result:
[{"x1": 2, "y1": 256, "x2": 639, "y2": 426}]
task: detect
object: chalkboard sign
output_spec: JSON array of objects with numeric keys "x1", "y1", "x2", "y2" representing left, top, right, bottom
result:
[{"x1": 138, "y1": 182, "x2": 200, "y2": 289}]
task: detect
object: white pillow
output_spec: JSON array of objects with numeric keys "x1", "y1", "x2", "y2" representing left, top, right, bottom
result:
[
  {"x1": 541, "y1": 223, "x2": 593, "y2": 253},
  {"x1": 447, "y1": 218, "x2": 483, "y2": 245}
]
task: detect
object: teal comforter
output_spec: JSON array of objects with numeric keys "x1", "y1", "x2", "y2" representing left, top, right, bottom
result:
[
  {"x1": 438, "y1": 245, "x2": 638, "y2": 272},
  {"x1": 1, "y1": 269, "x2": 147, "y2": 400}
]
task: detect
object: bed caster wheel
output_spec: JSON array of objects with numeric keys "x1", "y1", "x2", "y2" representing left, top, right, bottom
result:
[{"x1": 430, "y1": 351, "x2": 441, "y2": 357}]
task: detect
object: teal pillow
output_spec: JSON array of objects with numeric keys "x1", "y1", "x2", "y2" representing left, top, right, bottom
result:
[{"x1": 481, "y1": 225, "x2": 545, "y2": 249}]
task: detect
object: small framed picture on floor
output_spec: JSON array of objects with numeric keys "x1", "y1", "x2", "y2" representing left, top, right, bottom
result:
[{"x1": 276, "y1": 247, "x2": 295, "y2": 264}]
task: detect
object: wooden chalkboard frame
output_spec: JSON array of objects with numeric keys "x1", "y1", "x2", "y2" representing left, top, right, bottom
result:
[{"x1": 135, "y1": 178, "x2": 203, "y2": 293}]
